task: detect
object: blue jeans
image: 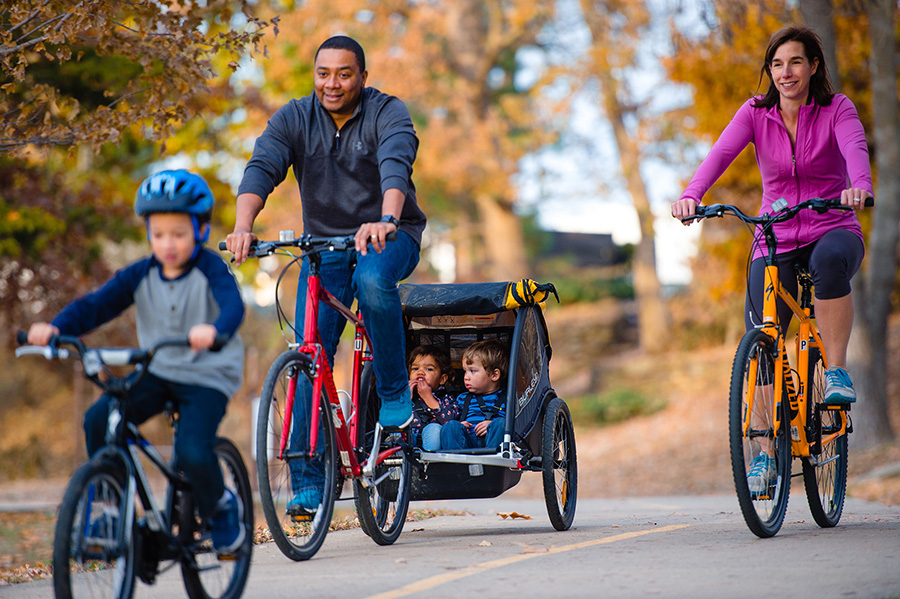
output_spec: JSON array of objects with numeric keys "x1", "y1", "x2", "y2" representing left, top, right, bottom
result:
[
  {"x1": 83, "y1": 372, "x2": 228, "y2": 520},
  {"x1": 440, "y1": 419, "x2": 505, "y2": 451},
  {"x1": 421, "y1": 422, "x2": 443, "y2": 451},
  {"x1": 289, "y1": 231, "x2": 420, "y2": 495}
]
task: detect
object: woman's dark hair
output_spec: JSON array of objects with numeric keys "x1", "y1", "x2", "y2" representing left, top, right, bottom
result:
[
  {"x1": 408, "y1": 344, "x2": 454, "y2": 385},
  {"x1": 315, "y1": 35, "x2": 366, "y2": 72},
  {"x1": 752, "y1": 26, "x2": 834, "y2": 109}
]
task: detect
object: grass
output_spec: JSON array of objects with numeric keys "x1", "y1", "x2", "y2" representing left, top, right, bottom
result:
[
  {"x1": 0, "y1": 510, "x2": 55, "y2": 584},
  {"x1": 567, "y1": 387, "x2": 666, "y2": 426}
]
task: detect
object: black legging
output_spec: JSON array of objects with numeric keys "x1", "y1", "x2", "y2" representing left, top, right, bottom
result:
[{"x1": 745, "y1": 228, "x2": 864, "y2": 334}]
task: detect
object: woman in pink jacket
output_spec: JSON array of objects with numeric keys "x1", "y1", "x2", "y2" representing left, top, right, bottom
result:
[{"x1": 672, "y1": 27, "x2": 872, "y2": 410}]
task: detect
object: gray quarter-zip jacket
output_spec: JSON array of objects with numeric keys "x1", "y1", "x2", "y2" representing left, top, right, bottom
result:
[{"x1": 238, "y1": 87, "x2": 426, "y2": 245}]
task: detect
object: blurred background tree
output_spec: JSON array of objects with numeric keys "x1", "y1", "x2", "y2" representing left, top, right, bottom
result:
[
  {"x1": 1, "y1": 0, "x2": 275, "y2": 331},
  {"x1": 2, "y1": 0, "x2": 897, "y2": 475}
]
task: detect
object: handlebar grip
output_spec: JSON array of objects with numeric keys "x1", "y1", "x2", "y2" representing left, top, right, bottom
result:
[
  {"x1": 386, "y1": 231, "x2": 398, "y2": 242},
  {"x1": 218, "y1": 240, "x2": 259, "y2": 253},
  {"x1": 16, "y1": 331, "x2": 28, "y2": 346},
  {"x1": 865, "y1": 197, "x2": 874, "y2": 207},
  {"x1": 210, "y1": 334, "x2": 230, "y2": 352}
]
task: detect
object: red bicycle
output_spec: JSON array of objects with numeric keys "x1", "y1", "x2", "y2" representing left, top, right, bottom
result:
[{"x1": 221, "y1": 233, "x2": 410, "y2": 561}]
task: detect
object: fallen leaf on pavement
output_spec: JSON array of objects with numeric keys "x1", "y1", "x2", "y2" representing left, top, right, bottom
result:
[{"x1": 497, "y1": 511, "x2": 532, "y2": 520}]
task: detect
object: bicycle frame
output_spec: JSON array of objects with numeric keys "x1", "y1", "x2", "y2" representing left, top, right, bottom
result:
[
  {"x1": 756, "y1": 263, "x2": 847, "y2": 458},
  {"x1": 742, "y1": 206, "x2": 849, "y2": 461},
  {"x1": 277, "y1": 251, "x2": 402, "y2": 484},
  {"x1": 94, "y1": 408, "x2": 190, "y2": 543}
]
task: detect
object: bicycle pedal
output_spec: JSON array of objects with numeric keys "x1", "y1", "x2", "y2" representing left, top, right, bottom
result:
[
  {"x1": 217, "y1": 552, "x2": 239, "y2": 562},
  {"x1": 288, "y1": 509, "x2": 314, "y2": 522}
]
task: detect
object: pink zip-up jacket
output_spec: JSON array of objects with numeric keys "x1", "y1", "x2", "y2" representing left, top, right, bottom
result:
[{"x1": 681, "y1": 94, "x2": 872, "y2": 260}]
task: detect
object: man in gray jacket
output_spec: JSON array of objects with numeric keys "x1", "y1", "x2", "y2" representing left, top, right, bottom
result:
[{"x1": 226, "y1": 35, "x2": 426, "y2": 514}]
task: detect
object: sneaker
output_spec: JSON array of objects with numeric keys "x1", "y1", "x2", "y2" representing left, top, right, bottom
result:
[
  {"x1": 87, "y1": 510, "x2": 118, "y2": 540},
  {"x1": 85, "y1": 507, "x2": 119, "y2": 555},
  {"x1": 824, "y1": 367, "x2": 857, "y2": 404},
  {"x1": 747, "y1": 454, "x2": 776, "y2": 495},
  {"x1": 286, "y1": 488, "x2": 322, "y2": 515},
  {"x1": 210, "y1": 489, "x2": 245, "y2": 555},
  {"x1": 378, "y1": 398, "x2": 413, "y2": 430}
]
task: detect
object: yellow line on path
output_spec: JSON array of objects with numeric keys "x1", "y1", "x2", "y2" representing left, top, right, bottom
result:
[{"x1": 366, "y1": 524, "x2": 693, "y2": 599}]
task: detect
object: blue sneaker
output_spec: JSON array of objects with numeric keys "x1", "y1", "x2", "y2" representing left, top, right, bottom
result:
[
  {"x1": 747, "y1": 454, "x2": 776, "y2": 495},
  {"x1": 824, "y1": 367, "x2": 856, "y2": 404},
  {"x1": 378, "y1": 398, "x2": 413, "y2": 430},
  {"x1": 286, "y1": 488, "x2": 322, "y2": 515},
  {"x1": 210, "y1": 489, "x2": 245, "y2": 555}
]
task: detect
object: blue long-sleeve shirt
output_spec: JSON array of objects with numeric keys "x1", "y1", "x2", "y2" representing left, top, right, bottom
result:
[
  {"x1": 456, "y1": 389, "x2": 506, "y2": 425},
  {"x1": 51, "y1": 248, "x2": 245, "y2": 398},
  {"x1": 238, "y1": 87, "x2": 427, "y2": 245}
]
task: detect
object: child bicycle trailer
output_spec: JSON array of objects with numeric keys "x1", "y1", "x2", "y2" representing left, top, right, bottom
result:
[{"x1": 397, "y1": 279, "x2": 577, "y2": 531}]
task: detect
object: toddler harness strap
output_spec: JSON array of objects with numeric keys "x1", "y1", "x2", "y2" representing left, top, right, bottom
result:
[{"x1": 461, "y1": 392, "x2": 501, "y2": 421}]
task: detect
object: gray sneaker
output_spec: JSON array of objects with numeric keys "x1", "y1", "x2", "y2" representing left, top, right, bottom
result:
[{"x1": 824, "y1": 367, "x2": 856, "y2": 404}]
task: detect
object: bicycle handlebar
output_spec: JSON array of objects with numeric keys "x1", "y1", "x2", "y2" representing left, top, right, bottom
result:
[
  {"x1": 15, "y1": 331, "x2": 229, "y2": 393},
  {"x1": 218, "y1": 231, "x2": 399, "y2": 258},
  {"x1": 682, "y1": 196, "x2": 874, "y2": 225}
]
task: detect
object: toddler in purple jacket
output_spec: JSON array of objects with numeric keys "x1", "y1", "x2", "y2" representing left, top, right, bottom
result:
[{"x1": 408, "y1": 344, "x2": 459, "y2": 451}]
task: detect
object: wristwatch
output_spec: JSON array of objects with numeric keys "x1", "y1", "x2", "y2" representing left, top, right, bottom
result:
[{"x1": 379, "y1": 215, "x2": 400, "y2": 228}]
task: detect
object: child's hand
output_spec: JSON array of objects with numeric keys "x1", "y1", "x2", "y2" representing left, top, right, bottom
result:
[
  {"x1": 188, "y1": 324, "x2": 218, "y2": 352},
  {"x1": 473, "y1": 420, "x2": 491, "y2": 437},
  {"x1": 409, "y1": 378, "x2": 439, "y2": 408},
  {"x1": 28, "y1": 322, "x2": 59, "y2": 346},
  {"x1": 461, "y1": 420, "x2": 472, "y2": 430}
]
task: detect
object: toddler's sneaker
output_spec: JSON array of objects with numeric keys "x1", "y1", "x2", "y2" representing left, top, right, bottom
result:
[
  {"x1": 747, "y1": 454, "x2": 776, "y2": 495},
  {"x1": 824, "y1": 367, "x2": 857, "y2": 404},
  {"x1": 210, "y1": 489, "x2": 245, "y2": 555},
  {"x1": 378, "y1": 397, "x2": 413, "y2": 430}
]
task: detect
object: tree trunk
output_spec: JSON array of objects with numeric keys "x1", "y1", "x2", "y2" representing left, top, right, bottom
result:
[
  {"x1": 847, "y1": 0, "x2": 899, "y2": 448},
  {"x1": 474, "y1": 192, "x2": 529, "y2": 281},
  {"x1": 444, "y1": 0, "x2": 529, "y2": 281},
  {"x1": 580, "y1": 0, "x2": 670, "y2": 352},
  {"x1": 799, "y1": 0, "x2": 842, "y2": 91},
  {"x1": 600, "y1": 73, "x2": 669, "y2": 351}
]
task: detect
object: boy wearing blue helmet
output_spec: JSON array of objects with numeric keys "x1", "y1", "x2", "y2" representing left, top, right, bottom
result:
[{"x1": 26, "y1": 170, "x2": 247, "y2": 554}]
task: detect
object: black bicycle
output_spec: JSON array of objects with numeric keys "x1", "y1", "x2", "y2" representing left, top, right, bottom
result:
[{"x1": 16, "y1": 332, "x2": 253, "y2": 599}]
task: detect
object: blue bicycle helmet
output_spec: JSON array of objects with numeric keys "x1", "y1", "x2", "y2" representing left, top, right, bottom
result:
[{"x1": 135, "y1": 170, "x2": 214, "y2": 246}]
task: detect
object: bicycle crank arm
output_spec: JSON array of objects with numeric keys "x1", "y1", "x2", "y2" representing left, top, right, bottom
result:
[{"x1": 362, "y1": 422, "x2": 383, "y2": 481}]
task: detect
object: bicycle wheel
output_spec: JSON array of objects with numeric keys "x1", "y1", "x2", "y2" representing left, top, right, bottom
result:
[
  {"x1": 256, "y1": 350, "x2": 337, "y2": 561},
  {"x1": 729, "y1": 329, "x2": 791, "y2": 538},
  {"x1": 181, "y1": 438, "x2": 253, "y2": 599},
  {"x1": 53, "y1": 458, "x2": 136, "y2": 599},
  {"x1": 353, "y1": 433, "x2": 412, "y2": 546},
  {"x1": 802, "y1": 346, "x2": 848, "y2": 527},
  {"x1": 353, "y1": 362, "x2": 411, "y2": 545},
  {"x1": 541, "y1": 396, "x2": 578, "y2": 531}
]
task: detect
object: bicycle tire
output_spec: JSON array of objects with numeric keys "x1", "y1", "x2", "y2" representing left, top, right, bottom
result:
[
  {"x1": 541, "y1": 396, "x2": 578, "y2": 531},
  {"x1": 181, "y1": 438, "x2": 254, "y2": 599},
  {"x1": 256, "y1": 350, "x2": 337, "y2": 561},
  {"x1": 53, "y1": 458, "x2": 136, "y2": 599},
  {"x1": 802, "y1": 346, "x2": 848, "y2": 527},
  {"x1": 729, "y1": 329, "x2": 791, "y2": 538},
  {"x1": 353, "y1": 363, "x2": 412, "y2": 545}
]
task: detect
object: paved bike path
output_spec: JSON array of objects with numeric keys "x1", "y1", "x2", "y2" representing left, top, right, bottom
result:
[{"x1": 3, "y1": 495, "x2": 899, "y2": 599}]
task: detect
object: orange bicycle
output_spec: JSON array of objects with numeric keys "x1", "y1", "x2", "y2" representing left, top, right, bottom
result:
[{"x1": 685, "y1": 196, "x2": 871, "y2": 538}]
